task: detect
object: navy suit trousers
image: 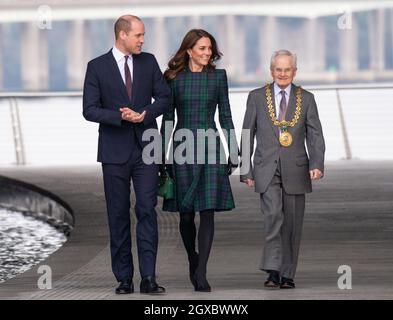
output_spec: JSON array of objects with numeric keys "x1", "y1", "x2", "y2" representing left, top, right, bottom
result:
[{"x1": 102, "y1": 143, "x2": 159, "y2": 281}]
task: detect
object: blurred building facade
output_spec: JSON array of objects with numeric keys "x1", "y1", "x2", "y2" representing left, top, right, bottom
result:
[{"x1": 0, "y1": 0, "x2": 393, "y2": 91}]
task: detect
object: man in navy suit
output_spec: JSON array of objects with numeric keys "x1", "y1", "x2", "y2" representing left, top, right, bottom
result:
[{"x1": 83, "y1": 15, "x2": 170, "y2": 294}]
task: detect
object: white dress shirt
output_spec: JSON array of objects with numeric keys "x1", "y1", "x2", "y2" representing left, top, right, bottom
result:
[{"x1": 112, "y1": 45, "x2": 133, "y2": 84}]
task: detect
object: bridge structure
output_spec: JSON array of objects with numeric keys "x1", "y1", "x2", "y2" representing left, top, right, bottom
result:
[{"x1": 0, "y1": 0, "x2": 393, "y2": 90}]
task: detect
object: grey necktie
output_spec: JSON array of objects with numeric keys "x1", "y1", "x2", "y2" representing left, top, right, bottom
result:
[{"x1": 279, "y1": 90, "x2": 287, "y2": 121}]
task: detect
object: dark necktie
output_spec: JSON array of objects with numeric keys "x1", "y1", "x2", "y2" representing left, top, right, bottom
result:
[
  {"x1": 124, "y1": 55, "x2": 132, "y2": 100},
  {"x1": 279, "y1": 90, "x2": 287, "y2": 121}
]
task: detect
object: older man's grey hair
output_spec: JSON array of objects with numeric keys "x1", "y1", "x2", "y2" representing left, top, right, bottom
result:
[{"x1": 270, "y1": 50, "x2": 297, "y2": 70}]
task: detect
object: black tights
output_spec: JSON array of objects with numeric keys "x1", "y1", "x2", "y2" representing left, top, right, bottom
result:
[{"x1": 179, "y1": 210, "x2": 214, "y2": 281}]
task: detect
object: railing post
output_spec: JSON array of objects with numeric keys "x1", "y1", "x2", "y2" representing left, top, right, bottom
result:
[
  {"x1": 9, "y1": 98, "x2": 26, "y2": 165},
  {"x1": 336, "y1": 89, "x2": 352, "y2": 160}
]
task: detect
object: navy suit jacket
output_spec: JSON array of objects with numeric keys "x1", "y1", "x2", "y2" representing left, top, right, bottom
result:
[{"x1": 83, "y1": 50, "x2": 170, "y2": 164}]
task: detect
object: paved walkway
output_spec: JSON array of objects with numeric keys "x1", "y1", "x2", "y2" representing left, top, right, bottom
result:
[{"x1": 0, "y1": 161, "x2": 393, "y2": 300}]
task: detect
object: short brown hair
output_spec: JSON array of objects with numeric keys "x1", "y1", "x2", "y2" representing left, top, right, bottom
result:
[{"x1": 114, "y1": 15, "x2": 141, "y2": 40}]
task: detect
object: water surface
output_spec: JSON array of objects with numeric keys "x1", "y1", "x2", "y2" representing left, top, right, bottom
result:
[{"x1": 0, "y1": 208, "x2": 67, "y2": 283}]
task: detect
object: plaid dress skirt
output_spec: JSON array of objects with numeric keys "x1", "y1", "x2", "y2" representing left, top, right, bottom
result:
[{"x1": 160, "y1": 68, "x2": 237, "y2": 213}]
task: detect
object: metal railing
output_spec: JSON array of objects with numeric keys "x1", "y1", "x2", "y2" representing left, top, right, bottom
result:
[{"x1": 1, "y1": 84, "x2": 392, "y2": 165}]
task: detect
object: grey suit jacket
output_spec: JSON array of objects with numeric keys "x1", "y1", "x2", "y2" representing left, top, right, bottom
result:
[{"x1": 240, "y1": 83, "x2": 325, "y2": 195}]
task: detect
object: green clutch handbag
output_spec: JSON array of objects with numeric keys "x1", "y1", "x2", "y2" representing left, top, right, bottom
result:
[{"x1": 158, "y1": 172, "x2": 175, "y2": 200}]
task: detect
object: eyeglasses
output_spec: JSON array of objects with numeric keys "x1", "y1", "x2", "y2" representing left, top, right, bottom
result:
[{"x1": 273, "y1": 68, "x2": 294, "y2": 74}]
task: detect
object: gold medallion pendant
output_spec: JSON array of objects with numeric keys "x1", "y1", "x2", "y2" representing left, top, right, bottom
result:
[
  {"x1": 279, "y1": 131, "x2": 293, "y2": 147},
  {"x1": 264, "y1": 84, "x2": 302, "y2": 148}
]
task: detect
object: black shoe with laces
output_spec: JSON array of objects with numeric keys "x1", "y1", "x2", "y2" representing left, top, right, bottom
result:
[
  {"x1": 115, "y1": 278, "x2": 134, "y2": 294},
  {"x1": 280, "y1": 277, "x2": 295, "y2": 289},
  {"x1": 140, "y1": 276, "x2": 166, "y2": 295},
  {"x1": 264, "y1": 270, "x2": 280, "y2": 288}
]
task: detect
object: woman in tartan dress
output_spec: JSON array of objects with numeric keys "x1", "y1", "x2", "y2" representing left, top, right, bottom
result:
[{"x1": 160, "y1": 29, "x2": 238, "y2": 292}]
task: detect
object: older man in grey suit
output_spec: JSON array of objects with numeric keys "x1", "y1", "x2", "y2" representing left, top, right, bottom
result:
[{"x1": 240, "y1": 49, "x2": 325, "y2": 289}]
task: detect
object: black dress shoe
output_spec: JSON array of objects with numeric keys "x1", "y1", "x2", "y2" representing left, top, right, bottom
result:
[
  {"x1": 280, "y1": 277, "x2": 295, "y2": 289},
  {"x1": 264, "y1": 270, "x2": 280, "y2": 288},
  {"x1": 115, "y1": 279, "x2": 134, "y2": 294},
  {"x1": 140, "y1": 276, "x2": 166, "y2": 294},
  {"x1": 189, "y1": 253, "x2": 199, "y2": 287}
]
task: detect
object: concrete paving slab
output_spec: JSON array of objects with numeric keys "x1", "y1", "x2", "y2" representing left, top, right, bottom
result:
[{"x1": 0, "y1": 161, "x2": 392, "y2": 300}]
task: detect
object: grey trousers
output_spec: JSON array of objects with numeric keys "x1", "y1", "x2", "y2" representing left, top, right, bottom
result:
[{"x1": 259, "y1": 166, "x2": 305, "y2": 279}]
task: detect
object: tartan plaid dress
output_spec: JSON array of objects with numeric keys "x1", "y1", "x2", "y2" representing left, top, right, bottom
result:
[{"x1": 160, "y1": 68, "x2": 238, "y2": 213}]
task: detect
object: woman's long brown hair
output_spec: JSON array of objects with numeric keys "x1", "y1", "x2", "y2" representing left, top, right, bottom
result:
[{"x1": 164, "y1": 29, "x2": 222, "y2": 81}]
